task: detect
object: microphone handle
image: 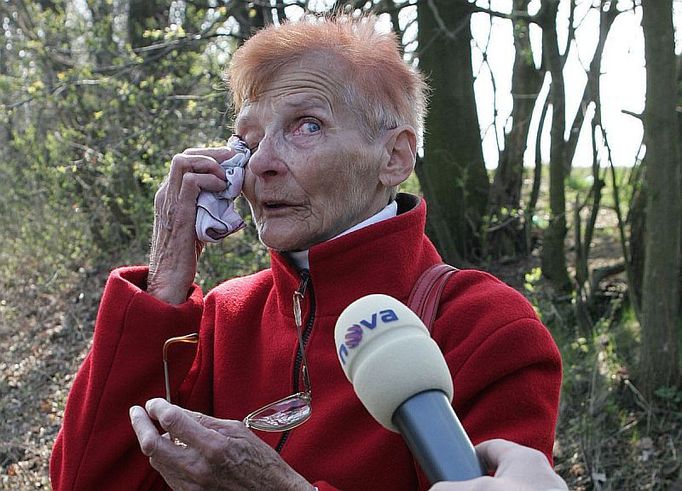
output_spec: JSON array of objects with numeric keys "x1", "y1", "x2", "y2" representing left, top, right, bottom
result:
[{"x1": 392, "y1": 390, "x2": 485, "y2": 484}]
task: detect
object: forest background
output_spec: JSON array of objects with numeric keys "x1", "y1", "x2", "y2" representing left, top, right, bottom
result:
[{"x1": 0, "y1": 0, "x2": 680, "y2": 489}]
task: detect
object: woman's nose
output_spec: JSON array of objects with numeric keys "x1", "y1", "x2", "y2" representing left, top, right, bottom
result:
[{"x1": 246, "y1": 135, "x2": 287, "y2": 178}]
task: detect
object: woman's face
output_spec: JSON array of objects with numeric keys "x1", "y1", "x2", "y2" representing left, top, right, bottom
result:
[{"x1": 238, "y1": 54, "x2": 391, "y2": 252}]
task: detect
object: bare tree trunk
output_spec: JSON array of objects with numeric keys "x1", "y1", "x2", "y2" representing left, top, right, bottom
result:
[
  {"x1": 677, "y1": 54, "x2": 682, "y2": 322},
  {"x1": 628, "y1": 175, "x2": 645, "y2": 313},
  {"x1": 416, "y1": 0, "x2": 489, "y2": 264},
  {"x1": 564, "y1": 0, "x2": 617, "y2": 169},
  {"x1": 571, "y1": 1, "x2": 617, "y2": 331},
  {"x1": 639, "y1": 0, "x2": 681, "y2": 394},
  {"x1": 540, "y1": 0, "x2": 571, "y2": 293},
  {"x1": 678, "y1": 54, "x2": 682, "y2": 321},
  {"x1": 487, "y1": 0, "x2": 543, "y2": 258},
  {"x1": 490, "y1": 0, "x2": 541, "y2": 212},
  {"x1": 526, "y1": 96, "x2": 549, "y2": 220}
]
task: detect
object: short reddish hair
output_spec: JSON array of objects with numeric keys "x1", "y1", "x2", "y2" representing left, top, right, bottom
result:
[{"x1": 226, "y1": 14, "x2": 428, "y2": 139}]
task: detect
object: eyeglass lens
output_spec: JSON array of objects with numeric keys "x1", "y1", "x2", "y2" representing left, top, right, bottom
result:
[{"x1": 243, "y1": 392, "x2": 312, "y2": 432}]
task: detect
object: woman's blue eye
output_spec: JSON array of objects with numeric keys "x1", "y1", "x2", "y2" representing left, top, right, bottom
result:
[{"x1": 300, "y1": 121, "x2": 321, "y2": 134}]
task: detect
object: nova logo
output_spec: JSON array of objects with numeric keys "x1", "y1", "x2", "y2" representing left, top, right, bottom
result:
[
  {"x1": 345, "y1": 325, "x2": 363, "y2": 349},
  {"x1": 338, "y1": 309, "x2": 399, "y2": 365}
]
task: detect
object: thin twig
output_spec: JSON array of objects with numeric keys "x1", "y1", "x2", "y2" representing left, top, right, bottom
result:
[{"x1": 601, "y1": 126, "x2": 641, "y2": 320}]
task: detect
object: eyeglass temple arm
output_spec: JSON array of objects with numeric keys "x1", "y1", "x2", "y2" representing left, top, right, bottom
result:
[{"x1": 162, "y1": 333, "x2": 199, "y2": 403}]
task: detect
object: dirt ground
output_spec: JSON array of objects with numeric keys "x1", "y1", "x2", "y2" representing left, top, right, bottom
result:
[{"x1": 0, "y1": 267, "x2": 99, "y2": 489}]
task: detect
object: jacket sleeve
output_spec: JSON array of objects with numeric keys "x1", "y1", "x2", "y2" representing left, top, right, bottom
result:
[
  {"x1": 433, "y1": 270, "x2": 562, "y2": 465},
  {"x1": 50, "y1": 266, "x2": 204, "y2": 491}
]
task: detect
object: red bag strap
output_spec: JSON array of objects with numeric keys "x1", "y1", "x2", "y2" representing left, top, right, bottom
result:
[{"x1": 407, "y1": 263, "x2": 459, "y2": 332}]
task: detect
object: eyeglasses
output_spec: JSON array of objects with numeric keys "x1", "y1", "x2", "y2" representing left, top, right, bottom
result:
[{"x1": 162, "y1": 290, "x2": 312, "y2": 432}]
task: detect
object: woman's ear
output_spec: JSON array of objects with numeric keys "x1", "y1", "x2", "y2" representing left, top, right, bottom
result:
[{"x1": 378, "y1": 125, "x2": 417, "y2": 188}]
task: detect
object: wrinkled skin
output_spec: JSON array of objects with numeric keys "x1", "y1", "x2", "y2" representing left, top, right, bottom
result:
[
  {"x1": 141, "y1": 51, "x2": 416, "y2": 488},
  {"x1": 130, "y1": 399, "x2": 313, "y2": 491},
  {"x1": 148, "y1": 146, "x2": 234, "y2": 305},
  {"x1": 236, "y1": 52, "x2": 407, "y2": 252},
  {"x1": 429, "y1": 439, "x2": 568, "y2": 491}
]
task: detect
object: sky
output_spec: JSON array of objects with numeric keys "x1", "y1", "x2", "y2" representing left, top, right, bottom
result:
[
  {"x1": 469, "y1": 0, "x2": 663, "y2": 169},
  {"x1": 467, "y1": 0, "x2": 680, "y2": 168}
]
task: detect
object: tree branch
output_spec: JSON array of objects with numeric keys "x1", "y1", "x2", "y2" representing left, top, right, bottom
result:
[
  {"x1": 601, "y1": 125, "x2": 641, "y2": 319},
  {"x1": 621, "y1": 109, "x2": 643, "y2": 121}
]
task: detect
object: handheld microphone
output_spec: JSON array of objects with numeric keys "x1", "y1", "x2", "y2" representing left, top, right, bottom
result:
[{"x1": 334, "y1": 294, "x2": 485, "y2": 484}]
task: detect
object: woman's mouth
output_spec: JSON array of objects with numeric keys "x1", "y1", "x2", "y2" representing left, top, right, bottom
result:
[{"x1": 264, "y1": 201, "x2": 289, "y2": 209}]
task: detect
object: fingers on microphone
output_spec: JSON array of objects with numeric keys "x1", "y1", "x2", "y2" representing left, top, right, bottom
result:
[{"x1": 476, "y1": 439, "x2": 550, "y2": 473}]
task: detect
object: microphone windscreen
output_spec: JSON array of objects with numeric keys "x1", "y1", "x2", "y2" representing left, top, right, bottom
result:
[{"x1": 334, "y1": 294, "x2": 453, "y2": 431}]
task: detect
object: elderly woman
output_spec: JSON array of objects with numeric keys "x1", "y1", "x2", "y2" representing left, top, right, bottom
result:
[{"x1": 50, "y1": 15, "x2": 561, "y2": 491}]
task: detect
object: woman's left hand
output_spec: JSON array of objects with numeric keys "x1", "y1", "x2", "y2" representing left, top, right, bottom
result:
[{"x1": 130, "y1": 398, "x2": 314, "y2": 491}]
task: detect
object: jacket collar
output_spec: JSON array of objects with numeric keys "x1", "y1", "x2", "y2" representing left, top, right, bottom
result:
[{"x1": 269, "y1": 194, "x2": 442, "y2": 319}]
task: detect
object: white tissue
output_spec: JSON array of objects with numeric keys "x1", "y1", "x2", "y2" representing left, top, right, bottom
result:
[{"x1": 195, "y1": 145, "x2": 250, "y2": 243}]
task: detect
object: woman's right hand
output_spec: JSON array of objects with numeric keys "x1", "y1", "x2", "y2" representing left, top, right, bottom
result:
[{"x1": 148, "y1": 147, "x2": 235, "y2": 304}]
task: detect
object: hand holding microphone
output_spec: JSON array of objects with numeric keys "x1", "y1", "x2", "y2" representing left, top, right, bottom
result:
[
  {"x1": 334, "y1": 294, "x2": 485, "y2": 484},
  {"x1": 430, "y1": 439, "x2": 568, "y2": 491}
]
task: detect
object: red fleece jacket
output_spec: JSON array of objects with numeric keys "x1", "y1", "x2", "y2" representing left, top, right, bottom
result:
[{"x1": 50, "y1": 194, "x2": 562, "y2": 490}]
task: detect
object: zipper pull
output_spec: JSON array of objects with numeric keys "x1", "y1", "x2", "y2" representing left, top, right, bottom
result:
[{"x1": 293, "y1": 270, "x2": 310, "y2": 328}]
